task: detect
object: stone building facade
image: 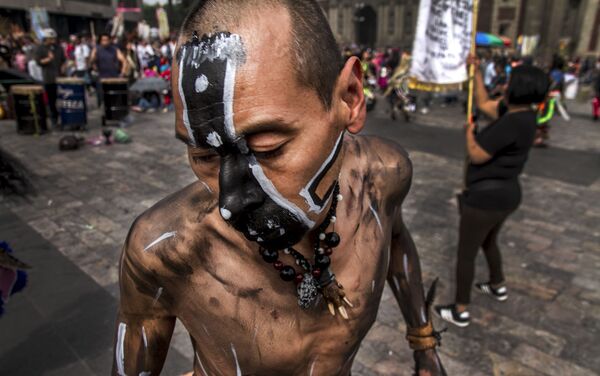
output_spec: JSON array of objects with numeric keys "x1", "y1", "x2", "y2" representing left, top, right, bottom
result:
[
  {"x1": 478, "y1": 0, "x2": 600, "y2": 58},
  {"x1": 318, "y1": 0, "x2": 419, "y2": 50},
  {"x1": 0, "y1": 0, "x2": 142, "y2": 38},
  {"x1": 321, "y1": 0, "x2": 600, "y2": 58}
]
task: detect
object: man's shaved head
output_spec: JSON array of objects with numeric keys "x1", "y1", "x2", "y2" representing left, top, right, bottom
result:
[{"x1": 180, "y1": 0, "x2": 343, "y2": 110}]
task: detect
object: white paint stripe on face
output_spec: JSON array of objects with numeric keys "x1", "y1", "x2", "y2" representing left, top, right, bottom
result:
[
  {"x1": 223, "y1": 59, "x2": 237, "y2": 140},
  {"x1": 178, "y1": 46, "x2": 197, "y2": 146},
  {"x1": 116, "y1": 322, "x2": 127, "y2": 376},
  {"x1": 299, "y1": 132, "x2": 345, "y2": 213},
  {"x1": 249, "y1": 156, "x2": 315, "y2": 228},
  {"x1": 369, "y1": 204, "x2": 383, "y2": 233},
  {"x1": 141, "y1": 326, "x2": 148, "y2": 349},
  {"x1": 196, "y1": 351, "x2": 209, "y2": 376},
  {"x1": 144, "y1": 232, "x2": 177, "y2": 252},
  {"x1": 230, "y1": 343, "x2": 242, "y2": 376}
]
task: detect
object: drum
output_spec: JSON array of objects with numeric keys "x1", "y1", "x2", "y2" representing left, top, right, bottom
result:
[
  {"x1": 11, "y1": 85, "x2": 47, "y2": 135},
  {"x1": 101, "y1": 77, "x2": 129, "y2": 125},
  {"x1": 57, "y1": 77, "x2": 87, "y2": 129}
]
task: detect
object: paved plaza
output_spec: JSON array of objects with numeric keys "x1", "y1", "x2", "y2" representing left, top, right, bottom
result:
[{"x1": 0, "y1": 100, "x2": 599, "y2": 375}]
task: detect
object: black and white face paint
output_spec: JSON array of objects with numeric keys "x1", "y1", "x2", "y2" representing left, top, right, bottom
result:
[{"x1": 178, "y1": 31, "x2": 342, "y2": 249}]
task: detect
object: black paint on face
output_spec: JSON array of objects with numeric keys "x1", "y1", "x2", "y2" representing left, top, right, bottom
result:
[
  {"x1": 303, "y1": 134, "x2": 343, "y2": 211},
  {"x1": 178, "y1": 31, "x2": 311, "y2": 249}
]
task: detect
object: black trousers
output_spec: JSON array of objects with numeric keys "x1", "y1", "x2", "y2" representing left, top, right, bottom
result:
[
  {"x1": 455, "y1": 203, "x2": 514, "y2": 305},
  {"x1": 44, "y1": 83, "x2": 58, "y2": 122}
]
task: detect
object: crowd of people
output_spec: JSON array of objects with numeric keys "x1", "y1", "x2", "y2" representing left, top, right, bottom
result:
[
  {"x1": 349, "y1": 44, "x2": 600, "y2": 147},
  {"x1": 0, "y1": 28, "x2": 178, "y2": 128},
  {"x1": 0, "y1": 29, "x2": 599, "y2": 132}
]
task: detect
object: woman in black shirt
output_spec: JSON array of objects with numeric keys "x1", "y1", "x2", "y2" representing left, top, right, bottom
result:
[{"x1": 435, "y1": 59, "x2": 549, "y2": 327}]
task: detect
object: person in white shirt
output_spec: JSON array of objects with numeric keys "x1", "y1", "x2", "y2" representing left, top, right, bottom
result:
[
  {"x1": 484, "y1": 61, "x2": 496, "y2": 89},
  {"x1": 136, "y1": 40, "x2": 154, "y2": 71},
  {"x1": 73, "y1": 35, "x2": 91, "y2": 80}
]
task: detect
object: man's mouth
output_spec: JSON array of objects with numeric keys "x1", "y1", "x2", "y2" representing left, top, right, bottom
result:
[{"x1": 243, "y1": 225, "x2": 284, "y2": 243}]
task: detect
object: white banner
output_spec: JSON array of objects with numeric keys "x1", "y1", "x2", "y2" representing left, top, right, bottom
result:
[{"x1": 410, "y1": 0, "x2": 473, "y2": 88}]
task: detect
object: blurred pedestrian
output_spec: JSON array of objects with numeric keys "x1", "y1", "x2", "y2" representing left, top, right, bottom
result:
[
  {"x1": 90, "y1": 33, "x2": 128, "y2": 107},
  {"x1": 35, "y1": 28, "x2": 65, "y2": 129},
  {"x1": 73, "y1": 35, "x2": 91, "y2": 83},
  {"x1": 435, "y1": 56, "x2": 549, "y2": 328},
  {"x1": 592, "y1": 58, "x2": 600, "y2": 121},
  {"x1": 12, "y1": 48, "x2": 26, "y2": 73}
]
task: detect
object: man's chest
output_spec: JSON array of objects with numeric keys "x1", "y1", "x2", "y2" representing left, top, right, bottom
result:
[{"x1": 170, "y1": 219, "x2": 391, "y2": 374}]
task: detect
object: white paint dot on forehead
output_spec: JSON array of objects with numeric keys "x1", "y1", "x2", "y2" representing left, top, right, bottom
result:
[
  {"x1": 206, "y1": 131, "x2": 223, "y2": 148},
  {"x1": 195, "y1": 74, "x2": 209, "y2": 93},
  {"x1": 220, "y1": 208, "x2": 232, "y2": 220}
]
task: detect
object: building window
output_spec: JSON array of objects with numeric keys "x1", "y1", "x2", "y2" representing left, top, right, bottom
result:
[
  {"x1": 388, "y1": 6, "x2": 395, "y2": 35},
  {"x1": 337, "y1": 7, "x2": 344, "y2": 34},
  {"x1": 498, "y1": 22, "x2": 510, "y2": 36},
  {"x1": 404, "y1": 7, "x2": 413, "y2": 34}
]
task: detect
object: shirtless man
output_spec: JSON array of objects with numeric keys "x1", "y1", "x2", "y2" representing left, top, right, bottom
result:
[{"x1": 113, "y1": 1, "x2": 446, "y2": 375}]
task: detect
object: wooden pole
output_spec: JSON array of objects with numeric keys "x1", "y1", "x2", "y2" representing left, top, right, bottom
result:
[
  {"x1": 466, "y1": 0, "x2": 480, "y2": 125},
  {"x1": 463, "y1": 0, "x2": 480, "y2": 189},
  {"x1": 90, "y1": 20, "x2": 96, "y2": 44}
]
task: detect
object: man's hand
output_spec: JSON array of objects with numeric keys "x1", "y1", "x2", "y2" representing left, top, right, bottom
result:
[
  {"x1": 466, "y1": 54, "x2": 480, "y2": 70},
  {"x1": 414, "y1": 349, "x2": 447, "y2": 376},
  {"x1": 464, "y1": 121, "x2": 476, "y2": 134}
]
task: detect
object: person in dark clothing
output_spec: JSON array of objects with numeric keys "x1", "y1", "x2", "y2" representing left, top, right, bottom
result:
[
  {"x1": 593, "y1": 58, "x2": 600, "y2": 121},
  {"x1": 90, "y1": 33, "x2": 128, "y2": 107},
  {"x1": 434, "y1": 56, "x2": 549, "y2": 328},
  {"x1": 35, "y1": 28, "x2": 65, "y2": 129}
]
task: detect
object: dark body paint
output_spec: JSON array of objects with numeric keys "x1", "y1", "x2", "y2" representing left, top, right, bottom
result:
[{"x1": 178, "y1": 31, "x2": 314, "y2": 250}]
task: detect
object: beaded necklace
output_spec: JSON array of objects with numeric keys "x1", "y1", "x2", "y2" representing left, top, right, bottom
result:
[{"x1": 258, "y1": 183, "x2": 353, "y2": 318}]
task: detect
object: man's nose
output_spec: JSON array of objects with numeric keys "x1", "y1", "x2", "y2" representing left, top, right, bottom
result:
[{"x1": 218, "y1": 154, "x2": 265, "y2": 222}]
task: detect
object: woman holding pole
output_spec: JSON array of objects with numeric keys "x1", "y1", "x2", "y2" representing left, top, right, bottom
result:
[{"x1": 434, "y1": 56, "x2": 549, "y2": 327}]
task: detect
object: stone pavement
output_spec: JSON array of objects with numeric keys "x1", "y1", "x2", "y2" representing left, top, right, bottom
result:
[
  {"x1": 0, "y1": 206, "x2": 190, "y2": 375},
  {"x1": 0, "y1": 104, "x2": 599, "y2": 375}
]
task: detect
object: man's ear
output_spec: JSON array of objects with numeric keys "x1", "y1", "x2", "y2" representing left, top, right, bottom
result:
[{"x1": 335, "y1": 56, "x2": 366, "y2": 134}]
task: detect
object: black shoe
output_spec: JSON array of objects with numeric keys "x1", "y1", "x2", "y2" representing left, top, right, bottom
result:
[
  {"x1": 434, "y1": 304, "x2": 470, "y2": 328},
  {"x1": 476, "y1": 282, "x2": 508, "y2": 301}
]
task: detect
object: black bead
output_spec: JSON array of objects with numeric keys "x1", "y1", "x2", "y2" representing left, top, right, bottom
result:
[
  {"x1": 280, "y1": 266, "x2": 296, "y2": 282},
  {"x1": 325, "y1": 232, "x2": 340, "y2": 248},
  {"x1": 261, "y1": 248, "x2": 279, "y2": 263},
  {"x1": 315, "y1": 254, "x2": 331, "y2": 269}
]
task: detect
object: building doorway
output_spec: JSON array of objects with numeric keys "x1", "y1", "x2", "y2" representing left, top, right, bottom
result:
[{"x1": 354, "y1": 4, "x2": 377, "y2": 47}]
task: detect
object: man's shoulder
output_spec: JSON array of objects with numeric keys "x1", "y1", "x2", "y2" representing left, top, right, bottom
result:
[
  {"x1": 122, "y1": 182, "x2": 216, "y2": 274},
  {"x1": 347, "y1": 135, "x2": 412, "y2": 179},
  {"x1": 345, "y1": 135, "x2": 413, "y2": 204}
]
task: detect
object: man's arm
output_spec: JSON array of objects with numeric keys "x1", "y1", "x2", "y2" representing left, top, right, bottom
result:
[
  {"x1": 36, "y1": 47, "x2": 53, "y2": 66},
  {"x1": 89, "y1": 48, "x2": 97, "y2": 71},
  {"x1": 116, "y1": 49, "x2": 128, "y2": 77},
  {"x1": 465, "y1": 121, "x2": 492, "y2": 165},
  {"x1": 384, "y1": 148, "x2": 446, "y2": 376},
  {"x1": 469, "y1": 56, "x2": 501, "y2": 120},
  {"x1": 112, "y1": 224, "x2": 176, "y2": 375}
]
